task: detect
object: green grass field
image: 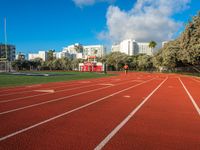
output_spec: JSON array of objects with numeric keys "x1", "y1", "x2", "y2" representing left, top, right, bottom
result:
[{"x1": 0, "y1": 71, "x2": 114, "y2": 88}]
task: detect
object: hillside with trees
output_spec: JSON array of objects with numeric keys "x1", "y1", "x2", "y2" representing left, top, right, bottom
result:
[{"x1": 153, "y1": 11, "x2": 200, "y2": 71}]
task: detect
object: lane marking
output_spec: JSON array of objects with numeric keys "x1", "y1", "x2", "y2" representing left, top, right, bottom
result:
[
  {"x1": 131, "y1": 80, "x2": 143, "y2": 82},
  {"x1": 0, "y1": 85, "x2": 112, "y2": 115},
  {"x1": 99, "y1": 84, "x2": 114, "y2": 86},
  {"x1": 0, "y1": 78, "x2": 154, "y2": 114},
  {"x1": 34, "y1": 90, "x2": 55, "y2": 93},
  {"x1": 0, "y1": 79, "x2": 96, "y2": 93},
  {"x1": 0, "y1": 76, "x2": 133, "y2": 100},
  {"x1": 0, "y1": 77, "x2": 151, "y2": 103},
  {"x1": 0, "y1": 78, "x2": 150, "y2": 114},
  {"x1": 179, "y1": 78, "x2": 200, "y2": 116},
  {"x1": 123, "y1": 95, "x2": 130, "y2": 98},
  {"x1": 0, "y1": 84, "x2": 110, "y2": 103},
  {"x1": 0, "y1": 82, "x2": 86, "y2": 97},
  {"x1": 0, "y1": 76, "x2": 112, "y2": 96},
  {"x1": 94, "y1": 77, "x2": 168, "y2": 150},
  {"x1": 0, "y1": 78, "x2": 156, "y2": 141}
]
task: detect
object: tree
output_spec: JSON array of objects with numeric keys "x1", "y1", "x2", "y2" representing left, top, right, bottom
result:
[
  {"x1": 60, "y1": 58, "x2": 72, "y2": 70},
  {"x1": 11, "y1": 60, "x2": 22, "y2": 71},
  {"x1": 178, "y1": 12, "x2": 200, "y2": 65},
  {"x1": 71, "y1": 58, "x2": 83, "y2": 71},
  {"x1": 152, "y1": 51, "x2": 163, "y2": 71},
  {"x1": 46, "y1": 60, "x2": 54, "y2": 71},
  {"x1": 137, "y1": 54, "x2": 153, "y2": 71},
  {"x1": 47, "y1": 50, "x2": 55, "y2": 61},
  {"x1": 149, "y1": 41, "x2": 157, "y2": 49},
  {"x1": 153, "y1": 11, "x2": 200, "y2": 71},
  {"x1": 106, "y1": 52, "x2": 128, "y2": 71}
]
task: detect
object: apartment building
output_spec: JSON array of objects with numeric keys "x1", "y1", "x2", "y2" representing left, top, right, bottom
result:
[
  {"x1": 111, "y1": 39, "x2": 154, "y2": 56},
  {"x1": 0, "y1": 44, "x2": 16, "y2": 61},
  {"x1": 28, "y1": 51, "x2": 48, "y2": 61}
]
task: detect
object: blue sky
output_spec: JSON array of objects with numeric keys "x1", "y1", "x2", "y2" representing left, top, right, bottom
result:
[{"x1": 0, "y1": 0, "x2": 199, "y2": 54}]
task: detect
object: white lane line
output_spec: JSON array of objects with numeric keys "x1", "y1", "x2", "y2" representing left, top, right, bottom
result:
[
  {"x1": 0, "y1": 82, "x2": 85, "y2": 97},
  {"x1": 0, "y1": 84, "x2": 105, "y2": 103},
  {"x1": 0, "y1": 79, "x2": 93, "y2": 93},
  {"x1": 34, "y1": 90, "x2": 55, "y2": 93},
  {"x1": 0, "y1": 77, "x2": 111, "y2": 96},
  {"x1": 0, "y1": 77, "x2": 151, "y2": 103},
  {"x1": 123, "y1": 95, "x2": 130, "y2": 98},
  {"x1": 0, "y1": 76, "x2": 129, "y2": 100},
  {"x1": 94, "y1": 77, "x2": 168, "y2": 150},
  {"x1": 0, "y1": 86, "x2": 111, "y2": 115},
  {"x1": 0, "y1": 78, "x2": 156, "y2": 141},
  {"x1": 179, "y1": 78, "x2": 200, "y2": 116},
  {"x1": 99, "y1": 84, "x2": 114, "y2": 86},
  {"x1": 0, "y1": 78, "x2": 154, "y2": 115}
]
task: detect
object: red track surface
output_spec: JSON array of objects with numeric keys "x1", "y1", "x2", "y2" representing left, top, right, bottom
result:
[{"x1": 0, "y1": 72, "x2": 200, "y2": 150}]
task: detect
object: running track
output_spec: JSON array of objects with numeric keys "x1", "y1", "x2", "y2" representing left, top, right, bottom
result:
[{"x1": 0, "y1": 72, "x2": 200, "y2": 150}]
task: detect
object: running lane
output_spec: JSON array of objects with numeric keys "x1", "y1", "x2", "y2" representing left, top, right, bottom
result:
[
  {"x1": 0, "y1": 76, "x2": 119, "y2": 100},
  {"x1": 0, "y1": 74, "x2": 150, "y2": 112},
  {"x1": 0, "y1": 75, "x2": 164, "y2": 149},
  {"x1": 101, "y1": 76, "x2": 200, "y2": 150},
  {"x1": 0, "y1": 74, "x2": 154, "y2": 138},
  {"x1": 179, "y1": 76, "x2": 200, "y2": 110}
]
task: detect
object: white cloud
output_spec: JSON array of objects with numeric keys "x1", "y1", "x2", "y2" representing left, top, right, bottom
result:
[
  {"x1": 98, "y1": 0, "x2": 191, "y2": 44},
  {"x1": 73, "y1": 0, "x2": 115, "y2": 7}
]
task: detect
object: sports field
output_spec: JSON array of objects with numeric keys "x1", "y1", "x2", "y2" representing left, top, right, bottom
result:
[{"x1": 0, "y1": 72, "x2": 200, "y2": 149}]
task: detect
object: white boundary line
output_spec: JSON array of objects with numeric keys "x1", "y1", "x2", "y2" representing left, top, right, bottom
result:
[
  {"x1": 0, "y1": 79, "x2": 153, "y2": 115},
  {"x1": 0, "y1": 81, "x2": 81, "y2": 95},
  {"x1": 0, "y1": 75, "x2": 135, "y2": 101},
  {"x1": 0, "y1": 75, "x2": 117, "y2": 95},
  {"x1": 94, "y1": 77, "x2": 168, "y2": 150},
  {"x1": 0, "y1": 84, "x2": 109, "y2": 103},
  {"x1": 179, "y1": 78, "x2": 200, "y2": 116},
  {"x1": 0, "y1": 79, "x2": 143, "y2": 103},
  {"x1": 0, "y1": 83, "x2": 95, "y2": 97},
  {"x1": 0, "y1": 86, "x2": 111, "y2": 115},
  {"x1": 0, "y1": 78, "x2": 156, "y2": 141}
]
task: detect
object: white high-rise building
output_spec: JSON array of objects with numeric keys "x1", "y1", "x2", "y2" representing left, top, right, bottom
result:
[
  {"x1": 62, "y1": 44, "x2": 106, "y2": 59},
  {"x1": 28, "y1": 51, "x2": 47, "y2": 61},
  {"x1": 83, "y1": 45, "x2": 105, "y2": 58},
  {"x1": 62, "y1": 43, "x2": 83, "y2": 59},
  {"x1": 111, "y1": 44, "x2": 120, "y2": 52},
  {"x1": 137, "y1": 43, "x2": 153, "y2": 55},
  {"x1": 111, "y1": 39, "x2": 154, "y2": 56}
]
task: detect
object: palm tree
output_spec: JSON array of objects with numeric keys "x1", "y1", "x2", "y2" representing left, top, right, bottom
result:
[{"x1": 149, "y1": 41, "x2": 157, "y2": 49}]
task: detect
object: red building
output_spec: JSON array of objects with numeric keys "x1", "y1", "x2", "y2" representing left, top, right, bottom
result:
[{"x1": 79, "y1": 56, "x2": 104, "y2": 72}]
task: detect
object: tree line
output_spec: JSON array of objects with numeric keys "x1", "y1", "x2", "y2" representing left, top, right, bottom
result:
[{"x1": 11, "y1": 57, "x2": 83, "y2": 71}]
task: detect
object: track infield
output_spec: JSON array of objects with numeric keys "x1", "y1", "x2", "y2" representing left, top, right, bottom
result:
[{"x1": 0, "y1": 72, "x2": 200, "y2": 150}]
